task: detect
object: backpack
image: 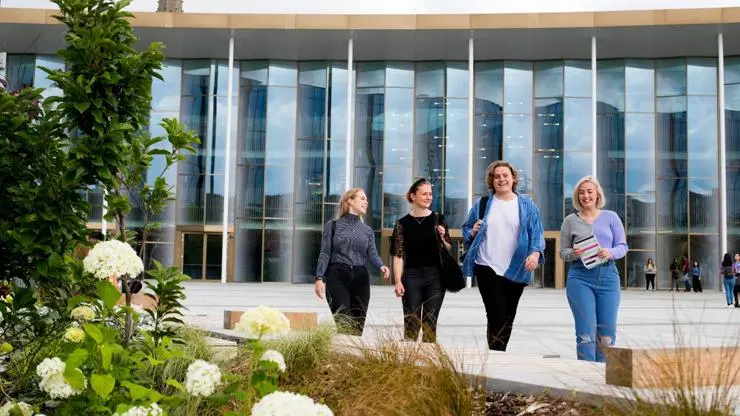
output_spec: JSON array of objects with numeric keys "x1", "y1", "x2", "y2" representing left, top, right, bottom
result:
[{"x1": 461, "y1": 196, "x2": 489, "y2": 261}]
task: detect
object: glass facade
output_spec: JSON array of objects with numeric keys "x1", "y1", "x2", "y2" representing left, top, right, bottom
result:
[{"x1": 15, "y1": 47, "x2": 726, "y2": 288}]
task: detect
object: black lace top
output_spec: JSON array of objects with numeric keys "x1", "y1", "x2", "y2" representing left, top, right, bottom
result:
[{"x1": 390, "y1": 213, "x2": 451, "y2": 269}]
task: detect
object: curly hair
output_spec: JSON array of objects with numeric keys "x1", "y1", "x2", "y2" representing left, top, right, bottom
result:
[{"x1": 486, "y1": 161, "x2": 519, "y2": 192}]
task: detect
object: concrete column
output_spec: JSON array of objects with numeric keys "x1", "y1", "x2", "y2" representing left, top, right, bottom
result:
[
  {"x1": 345, "y1": 37, "x2": 354, "y2": 189},
  {"x1": 220, "y1": 31, "x2": 235, "y2": 284},
  {"x1": 719, "y1": 32, "x2": 728, "y2": 258},
  {"x1": 591, "y1": 35, "x2": 597, "y2": 176}
]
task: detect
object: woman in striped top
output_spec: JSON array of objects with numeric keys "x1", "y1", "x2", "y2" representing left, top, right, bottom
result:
[
  {"x1": 559, "y1": 176, "x2": 628, "y2": 362},
  {"x1": 314, "y1": 188, "x2": 390, "y2": 335}
]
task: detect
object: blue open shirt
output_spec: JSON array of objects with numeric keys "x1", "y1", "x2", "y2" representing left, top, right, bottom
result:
[{"x1": 461, "y1": 194, "x2": 545, "y2": 285}]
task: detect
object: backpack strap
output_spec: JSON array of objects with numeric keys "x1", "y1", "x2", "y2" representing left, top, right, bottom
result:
[{"x1": 478, "y1": 196, "x2": 490, "y2": 220}]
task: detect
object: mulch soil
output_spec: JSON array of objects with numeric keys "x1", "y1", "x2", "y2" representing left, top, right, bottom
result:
[{"x1": 473, "y1": 391, "x2": 602, "y2": 416}]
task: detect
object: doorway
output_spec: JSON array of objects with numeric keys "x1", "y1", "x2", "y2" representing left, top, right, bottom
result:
[{"x1": 181, "y1": 233, "x2": 224, "y2": 280}]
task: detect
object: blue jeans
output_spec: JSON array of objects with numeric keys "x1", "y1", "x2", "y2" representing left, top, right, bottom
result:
[
  {"x1": 566, "y1": 261, "x2": 621, "y2": 362},
  {"x1": 723, "y1": 276, "x2": 736, "y2": 305}
]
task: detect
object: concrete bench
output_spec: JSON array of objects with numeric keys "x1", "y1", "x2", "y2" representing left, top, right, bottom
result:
[{"x1": 223, "y1": 310, "x2": 318, "y2": 331}]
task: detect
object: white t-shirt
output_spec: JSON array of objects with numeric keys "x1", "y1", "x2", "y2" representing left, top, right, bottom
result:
[{"x1": 476, "y1": 195, "x2": 520, "y2": 276}]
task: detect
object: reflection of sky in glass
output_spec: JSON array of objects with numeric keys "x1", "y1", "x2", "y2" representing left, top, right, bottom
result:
[
  {"x1": 265, "y1": 86, "x2": 297, "y2": 169},
  {"x1": 625, "y1": 113, "x2": 656, "y2": 194},
  {"x1": 446, "y1": 99, "x2": 468, "y2": 198},
  {"x1": 299, "y1": 63, "x2": 327, "y2": 88},
  {"x1": 687, "y1": 96, "x2": 718, "y2": 180},
  {"x1": 265, "y1": 166, "x2": 294, "y2": 196},
  {"x1": 384, "y1": 88, "x2": 414, "y2": 168},
  {"x1": 415, "y1": 62, "x2": 444, "y2": 97},
  {"x1": 216, "y1": 61, "x2": 239, "y2": 96},
  {"x1": 726, "y1": 84, "x2": 740, "y2": 111},
  {"x1": 34, "y1": 55, "x2": 65, "y2": 99},
  {"x1": 503, "y1": 114, "x2": 533, "y2": 193},
  {"x1": 326, "y1": 139, "x2": 346, "y2": 199},
  {"x1": 597, "y1": 60, "x2": 625, "y2": 112},
  {"x1": 329, "y1": 63, "x2": 348, "y2": 139},
  {"x1": 564, "y1": 61, "x2": 591, "y2": 98},
  {"x1": 383, "y1": 167, "x2": 413, "y2": 196},
  {"x1": 357, "y1": 62, "x2": 385, "y2": 88},
  {"x1": 625, "y1": 60, "x2": 654, "y2": 113},
  {"x1": 725, "y1": 58, "x2": 740, "y2": 84},
  {"x1": 535, "y1": 61, "x2": 563, "y2": 98},
  {"x1": 564, "y1": 152, "x2": 592, "y2": 196},
  {"x1": 269, "y1": 62, "x2": 297, "y2": 87},
  {"x1": 475, "y1": 62, "x2": 503, "y2": 107},
  {"x1": 446, "y1": 62, "x2": 468, "y2": 98},
  {"x1": 687, "y1": 58, "x2": 717, "y2": 96},
  {"x1": 504, "y1": 62, "x2": 533, "y2": 114},
  {"x1": 656, "y1": 59, "x2": 686, "y2": 97},
  {"x1": 210, "y1": 96, "x2": 239, "y2": 175},
  {"x1": 386, "y1": 62, "x2": 414, "y2": 88},
  {"x1": 564, "y1": 98, "x2": 592, "y2": 151}
]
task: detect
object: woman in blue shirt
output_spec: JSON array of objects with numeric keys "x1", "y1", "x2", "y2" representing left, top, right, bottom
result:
[{"x1": 690, "y1": 260, "x2": 703, "y2": 293}]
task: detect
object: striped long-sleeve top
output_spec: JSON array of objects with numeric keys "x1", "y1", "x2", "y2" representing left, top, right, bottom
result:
[{"x1": 315, "y1": 214, "x2": 384, "y2": 279}]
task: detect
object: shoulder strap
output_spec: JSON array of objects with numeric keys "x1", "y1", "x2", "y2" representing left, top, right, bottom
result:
[
  {"x1": 432, "y1": 212, "x2": 443, "y2": 252},
  {"x1": 478, "y1": 196, "x2": 490, "y2": 220}
]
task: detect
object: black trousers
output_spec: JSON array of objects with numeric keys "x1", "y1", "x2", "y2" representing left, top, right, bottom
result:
[
  {"x1": 475, "y1": 265, "x2": 526, "y2": 351},
  {"x1": 401, "y1": 266, "x2": 445, "y2": 343},
  {"x1": 692, "y1": 275, "x2": 703, "y2": 293},
  {"x1": 325, "y1": 263, "x2": 370, "y2": 336},
  {"x1": 734, "y1": 276, "x2": 740, "y2": 306},
  {"x1": 645, "y1": 274, "x2": 655, "y2": 290}
]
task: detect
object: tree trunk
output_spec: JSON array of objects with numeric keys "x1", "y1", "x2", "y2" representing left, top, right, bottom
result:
[{"x1": 117, "y1": 210, "x2": 133, "y2": 347}]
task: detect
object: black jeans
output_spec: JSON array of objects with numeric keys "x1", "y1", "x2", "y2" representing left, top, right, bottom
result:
[
  {"x1": 692, "y1": 275, "x2": 703, "y2": 293},
  {"x1": 475, "y1": 265, "x2": 526, "y2": 351},
  {"x1": 734, "y1": 275, "x2": 740, "y2": 306},
  {"x1": 645, "y1": 274, "x2": 655, "y2": 290},
  {"x1": 325, "y1": 263, "x2": 370, "y2": 336},
  {"x1": 402, "y1": 266, "x2": 445, "y2": 343}
]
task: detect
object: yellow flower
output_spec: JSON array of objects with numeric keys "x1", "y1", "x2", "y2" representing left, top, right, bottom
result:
[
  {"x1": 2, "y1": 295, "x2": 12, "y2": 304},
  {"x1": 0, "y1": 342, "x2": 12, "y2": 354},
  {"x1": 64, "y1": 327, "x2": 86, "y2": 343},
  {"x1": 70, "y1": 306, "x2": 96, "y2": 322}
]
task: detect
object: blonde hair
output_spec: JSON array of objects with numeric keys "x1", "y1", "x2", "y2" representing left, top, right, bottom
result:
[
  {"x1": 338, "y1": 188, "x2": 365, "y2": 218},
  {"x1": 572, "y1": 175, "x2": 606, "y2": 211},
  {"x1": 486, "y1": 160, "x2": 519, "y2": 192}
]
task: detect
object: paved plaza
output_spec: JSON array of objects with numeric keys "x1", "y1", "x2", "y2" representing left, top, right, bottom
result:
[{"x1": 182, "y1": 282, "x2": 740, "y2": 360}]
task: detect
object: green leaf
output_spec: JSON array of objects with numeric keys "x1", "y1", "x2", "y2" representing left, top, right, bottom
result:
[
  {"x1": 234, "y1": 390, "x2": 248, "y2": 402},
  {"x1": 73, "y1": 101, "x2": 90, "y2": 113},
  {"x1": 91, "y1": 373, "x2": 115, "y2": 400},
  {"x1": 83, "y1": 323, "x2": 104, "y2": 344},
  {"x1": 148, "y1": 389, "x2": 163, "y2": 402},
  {"x1": 121, "y1": 381, "x2": 148, "y2": 401},
  {"x1": 67, "y1": 295, "x2": 87, "y2": 311},
  {"x1": 63, "y1": 368, "x2": 86, "y2": 391},
  {"x1": 66, "y1": 348, "x2": 89, "y2": 369},
  {"x1": 165, "y1": 379, "x2": 185, "y2": 392},
  {"x1": 206, "y1": 394, "x2": 230, "y2": 405},
  {"x1": 96, "y1": 280, "x2": 121, "y2": 309},
  {"x1": 100, "y1": 344, "x2": 112, "y2": 370}
]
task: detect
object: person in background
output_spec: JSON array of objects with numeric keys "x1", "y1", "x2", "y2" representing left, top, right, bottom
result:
[
  {"x1": 690, "y1": 260, "x2": 703, "y2": 293},
  {"x1": 670, "y1": 258, "x2": 681, "y2": 292},
  {"x1": 721, "y1": 253, "x2": 735, "y2": 308},
  {"x1": 559, "y1": 175, "x2": 628, "y2": 362},
  {"x1": 390, "y1": 178, "x2": 451, "y2": 343},
  {"x1": 681, "y1": 254, "x2": 692, "y2": 292},
  {"x1": 461, "y1": 160, "x2": 545, "y2": 352},
  {"x1": 644, "y1": 258, "x2": 656, "y2": 291},
  {"x1": 314, "y1": 188, "x2": 390, "y2": 335},
  {"x1": 733, "y1": 253, "x2": 740, "y2": 308}
]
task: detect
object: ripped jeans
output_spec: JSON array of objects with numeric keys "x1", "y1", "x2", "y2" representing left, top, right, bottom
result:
[{"x1": 566, "y1": 261, "x2": 621, "y2": 362}]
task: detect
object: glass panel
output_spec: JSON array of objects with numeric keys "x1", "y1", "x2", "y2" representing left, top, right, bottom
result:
[
  {"x1": 656, "y1": 59, "x2": 686, "y2": 97},
  {"x1": 657, "y1": 178, "x2": 688, "y2": 232},
  {"x1": 597, "y1": 112, "x2": 625, "y2": 200},
  {"x1": 298, "y1": 68, "x2": 327, "y2": 140},
  {"x1": 326, "y1": 139, "x2": 347, "y2": 203},
  {"x1": 627, "y1": 194, "x2": 656, "y2": 241},
  {"x1": 689, "y1": 178, "x2": 719, "y2": 234},
  {"x1": 626, "y1": 251, "x2": 656, "y2": 288},
  {"x1": 564, "y1": 152, "x2": 592, "y2": 213},
  {"x1": 725, "y1": 57, "x2": 740, "y2": 85},
  {"x1": 264, "y1": 166, "x2": 294, "y2": 219},
  {"x1": 535, "y1": 98, "x2": 563, "y2": 150},
  {"x1": 386, "y1": 62, "x2": 414, "y2": 88},
  {"x1": 293, "y1": 230, "x2": 322, "y2": 283},
  {"x1": 143, "y1": 242, "x2": 175, "y2": 270},
  {"x1": 241, "y1": 61, "x2": 269, "y2": 85},
  {"x1": 239, "y1": 81, "x2": 267, "y2": 165},
  {"x1": 534, "y1": 152, "x2": 563, "y2": 230},
  {"x1": 383, "y1": 196, "x2": 407, "y2": 229},
  {"x1": 474, "y1": 113, "x2": 503, "y2": 198},
  {"x1": 357, "y1": 62, "x2": 385, "y2": 88},
  {"x1": 446, "y1": 62, "x2": 469, "y2": 98},
  {"x1": 177, "y1": 175, "x2": 205, "y2": 224},
  {"x1": 234, "y1": 221, "x2": 262, "y2": 282},
  {"x1": 564, "y1": 98, "x2": 592, "y2": 152},
  {"x1": 416, "y1": 62, "x2": 444, "y2": 98},
  {"x1": 475, "y1": 62, "x2": 504, "y2": 111},
  {"x1": 209, "y1": 96, "x2": 238, "y2": 174},
  {"x1": 625, "y1": 60, "x2": 655, "y2": 113},
  {"x1": 597, "y1": 60, "x2": 625, "y2": 113},
  {"x1": 687, "y1": 58, "x2": 717, "y2": 96},
  {"x1": 182, "y1": 234, "x2": 204, "y2": 279},
  {"x1": 181, "y1": 94, "x2": 208, "y2": 175},
  {"x1": 353, "y1": 167, "x2": 382, "y2": 230},
  {"x1": 263, "y1": 220, "x2": 293, "y2": 282},
  {"x1": 383, "y1": 167, "x2": 412, "y2": 199},
  {"x1": 204, "y1": 234, "x2": 223, "y2": 280},
  {"x1": 236, "y1": 166, "x2": 265, "y2": 218},
  {"x1": 414, "y1": 97, "x2": 443, "y2": 179},
  {"x1": 445, "y1": 98, "x2": 469, "y2": 227},
  {"x1": 503, "y1": 114, "x2": 533, "y2": 194},
  {"x1": 656, "y1": 96, "x2": 687, "y2": 178},
  {"x1": 628, "y1": 234, "x2": 656, "y2": 252},
  {"x1": 564, "y1": 60, "x2": 591, "y2": 98},
  {"x1": 687, "y1": 96, "x2": 718, "y2": 178},
  {"x1": 354, "y1": 89, "x2": 384, "y2": 167},
  {"x1": 268, "y1": 62, "x2": 297, "y2": 87},
  {"x1": 329, "y1": 63, "x2": 349, "y2": 140},
  {"x1": 34, "y1": 55, "x2": 65, "y2": 98},
  {"x1": 205, "y1": 175, "x2": 224, "y2": 224},
  {"x1": 182, "y1": 60, "x2": 210, "y2": 96},
  {"x1": 690, "y1": 235, "x2": 719, "y2": 290},
  {"x1": 7, "y1": 55, "x2": 35, "y2": 92},
  {"x1": 625, "y1": 113, "x2": 656, "y2": 194},
  {"x1": 504, "y1": 61, "x2": 533, "y2": 114},
  {"x1": 384, "y1": 88, "x2": 414, "y2": 167},
  {"x1": 216, "y1": 60, "x2": 238, "y2": 97},
  {"x1": 265, "y1": 86, "x2": 297, "y2": 166},
  {"x1": 534, "y1": 61, "x2": 563, "y2": 98},
  {"x1": 657, "y1": 234, "x2": 688, "y2": 290},
  {"x1": 295, "y1": 139, "x2": 324, "y2": 227}
]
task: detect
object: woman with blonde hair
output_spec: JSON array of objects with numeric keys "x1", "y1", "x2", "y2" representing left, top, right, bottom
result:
[
  {"x1": 314, "y1": 188, "x2": 390, "y2": 335},
  {"x1": 559, "y1": 175, "x2": 628, "y2": 362}
]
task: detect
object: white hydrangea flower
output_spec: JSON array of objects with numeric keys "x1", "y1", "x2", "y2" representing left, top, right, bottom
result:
[
  {"x1": 260, "y1": 349, "x2": 286, "y2": 373},
  {"x1": 184, "y1": 360, "x2": 222, "y2": 397},
  {"x1": 0, "y1": 401, "x2": 33, "y2": 416},
  {"x1": 63, "y1": 327, "x2": 85, "y2": 343},
  {"x1": 112, "y1": 403, "x2": 163, "y2": 416},
  {"x1": 251, "y1": 391, "x2": 334, "y2": 416},
  {"x1": 35, "y1": 358, "x2": 86, "y2": 399},
  {"x1": 83, "y1": 240, "x2": 144, "y2": 280},
  {"x1": 70, "y1": 306, "x2": 96, "y2": 322},
  {"x1": 234, "y1": 306, "x2": 290, "y2": 339}
]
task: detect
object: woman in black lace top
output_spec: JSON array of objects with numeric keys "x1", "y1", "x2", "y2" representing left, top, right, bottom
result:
[
  {"x1": 314, "y1": 188, "x2": 390, "y2": 335},
  {"x1": 390, "y1": 178, "x2": 451, "y2": 343}
]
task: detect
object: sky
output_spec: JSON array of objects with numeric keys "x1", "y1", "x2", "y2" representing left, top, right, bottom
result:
[{"x1": 3, "y1": 0, "x2": 738, "y2": 14}]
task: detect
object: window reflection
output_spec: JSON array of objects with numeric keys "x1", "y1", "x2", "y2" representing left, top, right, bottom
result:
[
  {"x1": 689, "y1": 235, "x2": 719, "y2": 290},
  {"x1": 503, "y1": 114, "x2": 533, "y2": 194},
  {"x1": 656, "y1": 96, "x2": 687, "y2": 178},
  {"x1": 564, "y1": 61, "x2": 591, "y2": 98},
  {"x1": 265, "y1": 87, "x2": 297, "y2": 166},
  {"x1": 689, "y1": 178, "x2": 719, "y2": 233},
  {"x1": 535, "y1": 61, "x2": 563, "y2": 98},
  {"x1": 687, "y1": 58, "x2": 717, "y2": 96},
  {"x1": 657, "y1": 178, "x2": 688, "y2": 232},
  {"x1": 535, "y1": 153, "x2": 563, "y2": 230},
  {"x1": 234, "y1": 223, "x2": 262, "y2": 282},
  {"x1": 626, "y1": 251, "x2": 656, "y2": 288},
  {"x1": 656, "y1": 59, "x2": 687, "y2": 97},
  {"x1": 625, "y1": 60, "x2": 654, "y2": 113},
  {"x1": 687, "y1": 96, "x2": 718, "y2": 178},
  {"x1": 625, "y1": 113, "x2": 655, "y2": 194},
  {"x1": 564, "y1": 98, "x2": 592, "y2": 151},
  {"x1": 263, "y1": 221, "x2": 293, "y2": 282}
]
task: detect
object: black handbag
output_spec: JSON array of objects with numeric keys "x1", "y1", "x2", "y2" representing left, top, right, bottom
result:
[{"x1": 433, "y1": 213, "x2": 466, "y2": 293}]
